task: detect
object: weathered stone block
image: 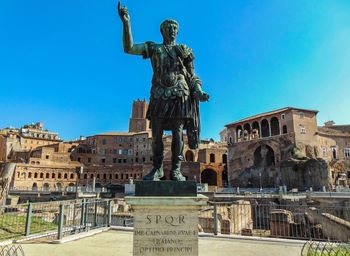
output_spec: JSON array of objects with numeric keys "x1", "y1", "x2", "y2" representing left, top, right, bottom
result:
[{"x1": 126, "y1": 195, "x2": 207, "y2": 256}]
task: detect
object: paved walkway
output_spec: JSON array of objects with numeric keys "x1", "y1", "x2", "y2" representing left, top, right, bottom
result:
[{"x1": 19, "y1": 230, "x2": 304, "y2": 256}]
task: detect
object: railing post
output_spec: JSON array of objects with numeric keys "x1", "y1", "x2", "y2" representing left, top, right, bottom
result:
[
  {"x1": 103, "y1": 201, "x2": 107, "y2": 226},
  {"x1": 84, "y1": 201, "x2": 89, "y2": 230},
  {"x1": 25, "y1": 203, "x2": 33, "y2": 236},
  {"x1": 73, "y1": 203, "x2": 76, "y2": 225},
  {"x1": 94, "y1": 202, "x2": 98, "y2": 227},
  {"x1": 58, "y1": 204, "x2": 65, "y2": 240},
  {"x1": 108, "y1": 200, "x2": 112, "y2": 227},
  {"x1": 214, "y1": 203, "x2": 218, "y2": 235},
  {"x1": 80, "y1": 199, "x2": 86, "y2": 226}
]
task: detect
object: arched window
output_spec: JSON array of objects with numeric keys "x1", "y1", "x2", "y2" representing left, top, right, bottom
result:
[
  {"x1": 210, "y1": 153, "x2": 215, "y2": 163},
  {"x1": 34, "y1": 173, "x2": 38, "y2": 178},
  {"x1": 43, "y1": 183, "x2": 50, "y2": 191},
  {"x1": 84, "y1": 174, "x2": 87, "y2": 179},
  {"x1": 252, "y1": 121, "x2": 260, "y2": 139},
  {"x1": 115, "y1": 173, "x2": 118, "y2": 179},
  {"x1": 103, "y1": 174, "x2": 107, "y2": 179},
  {"x1": 270, "y1": 117, "x2": 280, "y2": 136},
  {"x1": 28, "y1": 172, "x2": 32, "y2": 178},
  {"x1": 40, "y1": 173, "x2": 43, "y2": 178},
  {"x1": 90, "y1": 174, "x2": 94, "y2": 179},
  {"x1": 70, "y1": 173, "x2": 74, "y2": 179},
  {"x1": 222, "y1": 154, "x2": 227, "y2": 163},
  {"x1": 64, "y1": 173, "x2": 68, "y2": 179},
  {"x1": 46, "y1": 173, "x2": 50, "y2": 178},
  {"x1": 52, "y1": 173, "x2": 55, "y2": 179},
  {"x1": 58, "y1": 173, "x2": 62, "y2": 179},
  {"x1": 283, "y1": 125, "x2": 287, "y2": 134},
  {"x1": 261, "y1": 119, "x2": 270, "y2": 137},
  {"x1": 243, "y1": 123, "x2": 251, "y2": 140}
]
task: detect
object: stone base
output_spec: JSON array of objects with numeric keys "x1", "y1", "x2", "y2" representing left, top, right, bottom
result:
[
  {"x1": 125, "y1": 195, "x2": 208, "y2": 256},
  {"x1": 135, "y1": 181, "x2": 197, "y2": 197}
]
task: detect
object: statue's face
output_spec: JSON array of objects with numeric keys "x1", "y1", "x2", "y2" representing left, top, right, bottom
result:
[{"x1": 161, "y1": 23, "x2": 178, "y2": 42}]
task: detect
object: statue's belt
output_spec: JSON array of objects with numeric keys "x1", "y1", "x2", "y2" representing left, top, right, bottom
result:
[{"x1": 151, "y1": 76, "x2": 190, "y2": 100}]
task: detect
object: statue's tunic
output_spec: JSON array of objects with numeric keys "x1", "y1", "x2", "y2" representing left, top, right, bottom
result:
[{"x1": 142, "y1": 42, "x2": 195, "y2": 127}]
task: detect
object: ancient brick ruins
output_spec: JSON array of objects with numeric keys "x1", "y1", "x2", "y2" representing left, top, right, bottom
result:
[{"x1": 224, "y1": 107, "x2": 350, "y2": 190}]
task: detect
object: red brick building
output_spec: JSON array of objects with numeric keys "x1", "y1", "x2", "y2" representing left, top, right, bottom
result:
[
  {"x1": 225, "y1": 107, "x2": 350, "y2": 190},
  {"x1": 5, "y1": 100, "x2": 228, "y2": 191}
]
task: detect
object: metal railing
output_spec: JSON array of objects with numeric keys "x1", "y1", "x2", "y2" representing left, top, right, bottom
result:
[
  {"x1": 0, "y1": 199, "x2": 131, "y2": 242},
  {"x1": 9, "y1": 186, "x2": 107, "y2": 193},
  {"x1": 199, "y1": 202, "x2": 350, "y2": 242},
  {"x1": 1, "y1": 199, "x2": 349, "y2": 243}
]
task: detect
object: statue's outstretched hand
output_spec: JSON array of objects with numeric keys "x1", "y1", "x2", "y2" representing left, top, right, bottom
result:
[
  {"x1": 118, "y1": 2, "x2": 130, "y2": 24},
  {"x1": 194, "y1": 89, "x2": 210, "y2": 102}
]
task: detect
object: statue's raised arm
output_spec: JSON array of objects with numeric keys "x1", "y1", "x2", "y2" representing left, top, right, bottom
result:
[{"x1": 117, "y1": 2, "x2": 146, "y2": 55}]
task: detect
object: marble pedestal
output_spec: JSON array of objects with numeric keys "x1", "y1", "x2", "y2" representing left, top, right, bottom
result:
[{"x1": 125, "y1": 195, "x2": 208, "y2": 256}]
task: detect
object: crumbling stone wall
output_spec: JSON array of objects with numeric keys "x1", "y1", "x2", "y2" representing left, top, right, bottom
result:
[
  {"x1": 0, "y1": 163, "x2": 16, "y2": 207},
  {"x1": 198, "y1": 200, "x2": 253, "y2": 235},
  {"x1": 306, "y1": 207, "x2": 350, "y2": 242}
]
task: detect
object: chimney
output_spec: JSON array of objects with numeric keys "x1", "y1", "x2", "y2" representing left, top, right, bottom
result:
[{"x1": 324, "y1": 121, "x2": 335, "y2": 127}]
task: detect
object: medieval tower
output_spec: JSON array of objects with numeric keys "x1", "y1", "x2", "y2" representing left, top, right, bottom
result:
[{"x1": 129, "y1": 99, "x2": 150, "y2": 133}]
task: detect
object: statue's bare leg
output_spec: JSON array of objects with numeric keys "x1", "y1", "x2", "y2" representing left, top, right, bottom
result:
[
  {"x1": 143, "y1": 118, "x2": 164, "y2": 181},
  {"x1": 171, "y1": 119, "x2": 186, "y2": 181}
]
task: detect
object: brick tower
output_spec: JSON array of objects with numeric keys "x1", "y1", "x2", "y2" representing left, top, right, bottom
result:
[{"x1": 129, "y1": 99, "x2": 150, "y2": 133}]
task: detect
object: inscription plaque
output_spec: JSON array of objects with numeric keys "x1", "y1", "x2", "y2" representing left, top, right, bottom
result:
[{"x1": 125, "y1": 196, "x2": 208, "y2": 256}]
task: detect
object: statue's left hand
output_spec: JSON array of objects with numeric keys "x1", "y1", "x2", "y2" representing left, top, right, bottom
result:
[
  {"x1": 118, "y1": 1, "x2": 130, "y2": 24},
  {"x1": 194, "y1": 89, "x2": 210, "y2": 102}
]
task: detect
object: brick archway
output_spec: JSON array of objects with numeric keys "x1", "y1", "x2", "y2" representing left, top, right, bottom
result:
[
  {"x1": 43, "y1": 183, "x2": 50, "y2": 191},
  {"x1": 201, "y1": 169, "x2": 217, "y2": 186}
]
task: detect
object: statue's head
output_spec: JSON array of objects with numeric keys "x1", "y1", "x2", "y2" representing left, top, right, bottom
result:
[{"x1": 160, "y1": 19, "x2": 179, "y2": 42}]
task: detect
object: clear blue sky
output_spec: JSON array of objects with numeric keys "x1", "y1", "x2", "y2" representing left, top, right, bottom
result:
[{"x1": 1, "y1": 0, "x2": 349, "y2": 141}]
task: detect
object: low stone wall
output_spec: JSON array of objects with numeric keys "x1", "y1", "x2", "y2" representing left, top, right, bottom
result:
[
  {"x1": 306, "y1": 207, "x2": 350, "y2": 242},
  {"x1": 270, "y1": 209, "x2": 294, "y2": 237},
  {"x1": 198, "y1": 200, "x2": 253, "y2": 235}
]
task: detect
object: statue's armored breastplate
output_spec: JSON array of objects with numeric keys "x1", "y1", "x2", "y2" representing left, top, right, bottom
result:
[{"x1": 150, "y1": 44, "x2": 189, "y2": 100}]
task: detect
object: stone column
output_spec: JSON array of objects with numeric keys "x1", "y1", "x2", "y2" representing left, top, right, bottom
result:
[
  {"x1": 92, "y1": 177, "x2": 96, "y2": 192},
  {"x1": 279, "y1": 119, "x2": 282, "y2": 135},
  {"x1": 259, "y1": 123, "x2": 262, "y2": 138}
]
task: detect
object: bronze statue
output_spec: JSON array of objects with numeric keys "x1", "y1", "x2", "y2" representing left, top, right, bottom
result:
[{"x1": 118, "y1": 2, "x2": 209, "y2": 181}]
